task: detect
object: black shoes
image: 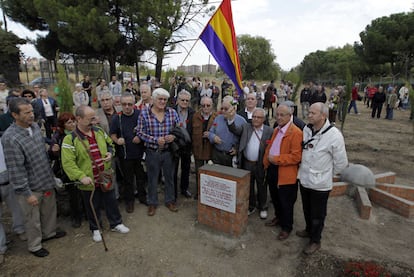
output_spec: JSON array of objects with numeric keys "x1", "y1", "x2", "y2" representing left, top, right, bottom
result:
[
  {"x1": 41, "y1": 230, "x2": 67, "y2": 242},
  {"x1": 31, "y1": 248, "x2": 49, "y2": 257}
]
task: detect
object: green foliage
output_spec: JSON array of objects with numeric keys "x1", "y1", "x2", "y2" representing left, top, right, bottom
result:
[
  {"x1": 300, "y1": 45, "x2": 369, "y2": 84},
  {"x1": 0, "y1": 25, "x2": 26, "y2": 84},
  {"x1": 340, "y1": 67, "x2": 353, "y2": 133},
  {"x1": 55, "y1": 53, "x2": 73, "y2": 113},
  {"x1": 237, "y1": 34, "x2": 279, "y2": 80},
  {"x1": 355, "y1": 12, "x2": 414, "y2": 79}
]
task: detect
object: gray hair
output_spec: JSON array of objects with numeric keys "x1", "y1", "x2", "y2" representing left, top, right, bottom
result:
[
  {"x1": 140, "y1": 83, "x2": 151, "y2": 93},
  {"x1": 121, "y1": 93, "x2": 135, "y2": 102},
  {"x1": 277, "y1": 102, "x2": 293, "y2": 115},
  {"x1": 152, "y1": 88, "x2": 170, "y2": 100},
  {"x1": 8, "y1": 98, "x2": 31, "y2": 114},
  {"x1": 252, "y1": 108, "x2": 266, "y2": 117},
  {"x1": 313, "y1": 102, "x2": 329, "y2": 116},
  {"x1": 178, "y1": 89, "x2": 191, "y2": 99},
  {"x1": 222, "y1": 95, "x2": 234, "y2": 105},
  {"x1": 200, "y1": 96, "x2": 213, "y2": 105}
]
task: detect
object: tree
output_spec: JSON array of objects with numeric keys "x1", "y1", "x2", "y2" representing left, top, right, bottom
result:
[
  {"x1": 237, "y1": 34, "x2": 279, "y2": 80},
  {"x1": 3, "y1": 0, "x2": 152, "y2": 76},
  {"x1": 140, "y1": 0, "x2": 212, "y2": 81},
  {"x1": 355, "y1": 12, "x2": 414, "y2": 79},
  {"x1": 0, "y1": 23, "x2": 26, "y2": 85}
]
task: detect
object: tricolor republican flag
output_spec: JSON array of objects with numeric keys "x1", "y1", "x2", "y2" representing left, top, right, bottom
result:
[{"x1": 199, "y1": 0, "x2": 243, "y2": 94}]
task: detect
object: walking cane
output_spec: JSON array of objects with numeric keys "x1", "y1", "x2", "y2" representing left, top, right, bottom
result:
[{"x1": 89, "y1": 187, "x2": 108, "y2": 251}]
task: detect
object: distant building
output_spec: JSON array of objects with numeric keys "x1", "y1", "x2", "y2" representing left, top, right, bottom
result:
[
  {"x1": 176, "y1": 64, "x2": 216, "y2": 75},
  {"x1": 202, "y1": 64, "x2": 216, "y2": 74}
]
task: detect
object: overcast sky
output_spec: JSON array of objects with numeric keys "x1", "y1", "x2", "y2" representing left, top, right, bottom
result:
[{"x1": 2, "y1": 0, "x2": 413, "y2": 71}]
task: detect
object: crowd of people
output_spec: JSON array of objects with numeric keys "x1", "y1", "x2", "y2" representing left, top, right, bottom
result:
[
  {"x1": 299, "y1": 81, "x2": 412, "y2": 123},
  {"x1": 1, "y1": 75, "x2": 351, "y2": 265}
]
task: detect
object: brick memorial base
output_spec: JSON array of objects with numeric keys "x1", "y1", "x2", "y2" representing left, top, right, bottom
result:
[{"x1": 197, "y1": 164, "x2": 250, "y2": 237}]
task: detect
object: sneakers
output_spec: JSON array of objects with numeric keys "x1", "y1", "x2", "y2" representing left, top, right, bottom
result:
[
  {"x1": 248, "y1": 207, "x2": 256, "y2": 216},
  {"x1": 259, "y1": 210, "x2": 268, "y2": 219},
  {"x1": 92, "y1": 230, "x2": 102, "y2": 242},
  {"x1": 111, "y1": 224, "x2": 130, "y2": 234}
]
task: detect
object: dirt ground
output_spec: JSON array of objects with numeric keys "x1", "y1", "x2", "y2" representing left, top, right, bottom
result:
[{"x1": 1, "y1": 101, "x2": 414, "y2": 276}]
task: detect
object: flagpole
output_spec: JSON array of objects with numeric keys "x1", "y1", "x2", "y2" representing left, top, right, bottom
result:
[{"x1": 179, "y1": 38, "x2": 200, "y2": 67}]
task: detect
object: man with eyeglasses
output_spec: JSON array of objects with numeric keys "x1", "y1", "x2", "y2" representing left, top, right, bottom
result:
[
  {"x1": 228, "y1": 108, "x2": 273, "y2": 219},
  {"x1": 136, "y1": 88, "x2": 179, "y2": 216},
  {"x1": 296, "y1": 102, "x2": 348, "y2": 255},
  {"x1": 172, "y1": 90, "x2": 194, "y2": 199},
  {"x1": 191, "y1": 96, "x2": 217, "y2": 199},
  {"x1": 263, "y1": 103, "x2": 302, "y2": 241},
  {"x1": 96, "y1": 91, "x2": 123, "y2": 198},
  {"x1": 209, "y1": 96, "x2": 246, "y2": 167},
  {"x1": 110, "y1": 94, "x2": 147, "y2": 213}
]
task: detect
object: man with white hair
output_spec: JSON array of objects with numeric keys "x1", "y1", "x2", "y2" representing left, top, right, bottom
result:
[
  {"x1": 137, "y1": 88, "x2": 179, "y2": 216},
  {"x1": 297, "y1": 102, "x2": 348, "y2": 255}
]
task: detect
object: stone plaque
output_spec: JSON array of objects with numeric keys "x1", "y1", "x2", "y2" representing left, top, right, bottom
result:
[{"x1": 200, "y1": 173, "x2": 236, "y2": 213}]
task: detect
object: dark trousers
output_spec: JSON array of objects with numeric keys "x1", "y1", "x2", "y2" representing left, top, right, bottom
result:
[
  {"x1": 212, "y1": 148, "x2": 233, "y2": 167},
  {"x1": 44, "y1": 116, "x2": 56, "y2": 139},
  {"x1": 66, "y1": 184, "x2": 84, "y2": 221},
  {"x1": 266, "y1": 164, "x2": 279, "y2": 218},
  {"x1": 299, "y1": 184, "x2": 330, "y2": 244},
  {"x1": 371, "y1": 102, "x2": 383, "y2": 118},
  {"x1": 278, "y1": 183, "x2": 298, "y2": 232},
  {"x1": 174, "y1": 150, "x2": 191, "y2": 198},
  {"x1": 119, "y1": 158, "x2": 146, "y2": 203},
  {"x1": 81, "y1": 188, "x2": 122, "y2": 231},
  {"x1": 243, "y1": 160, "x2": 267, "y2": 210}
]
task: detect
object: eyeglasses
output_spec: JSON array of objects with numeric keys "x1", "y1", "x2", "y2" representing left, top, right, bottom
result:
[
  {"x1": 180, "y1": 99, "x2": 190, "y2": 102},
  {"x1": 275, "y1": 113, "x2": 289, "y2": 117},
  {"x1": 221, "y1": 107, "x2": 229, "y2": 111},
  {"x1": 65, "y1": 120, "x2": 75, "y2": 125},
  {"x1": 121, "y1": 103, "x2": 134, "y2": 107},
  {"x1": 201, "y1": 104, "x2": 211, "y2": 107}
]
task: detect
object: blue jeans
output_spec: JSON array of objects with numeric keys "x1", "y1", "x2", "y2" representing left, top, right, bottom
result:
[
  {"x1": 385, "y1": 105, "x2": 394, "y2": 119},
  {"x1": 146, "y1": 149, "x2": 176, "y2": 206},
  {"x1": 347, "y1": 100, "x2": 358, "y2": 114}
]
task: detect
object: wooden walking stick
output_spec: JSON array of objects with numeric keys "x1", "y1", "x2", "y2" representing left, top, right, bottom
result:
[{"x1": 89, "y1": 187, "x2": 108, "y2": 251}]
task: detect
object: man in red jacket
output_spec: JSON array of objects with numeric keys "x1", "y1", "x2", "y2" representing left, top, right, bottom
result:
[{"x1": 347, "y1": 83, "x2": 360, "y2": 114}]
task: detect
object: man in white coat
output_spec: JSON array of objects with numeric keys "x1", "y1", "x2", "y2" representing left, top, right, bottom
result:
[{"x1": 297, "y1": 102, "x2": 348, "y2": 255}]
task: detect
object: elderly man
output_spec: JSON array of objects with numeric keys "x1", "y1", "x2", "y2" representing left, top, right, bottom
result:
[
  {"x1": 137, "y1": 88, "x2": 179, "y2": 216},
  {"x1": 297, "y1": 102, "x2": 348, "y2": 255},
  {"x1": 135, "y1": 83, "x2": 152, "y2": 110},
  {"x1": 228, "y1": 108, "x2": 273, "y2": 218},
  {"x1": 239, "y1": 93, "x2": 269, "y2": 125},
  {"x1": 2, "y1": 98, "x2": 66, "y2": 258},
  {"x1": 62, "y1": 105, "x2": 129, "y2": 243},
  {"x1": 109, "y1": 75, "x2": 122, "y2": 98},
  {"x1": 110, "y1": 94, "x2": 146, "y2": 213},
  {"x1": 263, "y1": 103, "x2": 302, "y2": 241},
  {"x1": 36, "y1": 88, "x2": 58, "y2": 139},
  {"x1": 173, "y1": 90, "x2": 194, "y2": 199},
  {"x1": 208, "y1": 96, "x2": 246, "y2": 167},
  {"x1": 191, "y1": 96, "x2": 217, "y2": 199}
]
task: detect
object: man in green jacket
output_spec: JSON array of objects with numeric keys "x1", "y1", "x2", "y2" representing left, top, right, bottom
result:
[{"x1": 61, "y1": 105, "x2": 129, "y2": 243}]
